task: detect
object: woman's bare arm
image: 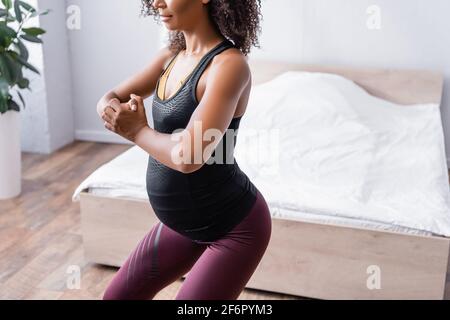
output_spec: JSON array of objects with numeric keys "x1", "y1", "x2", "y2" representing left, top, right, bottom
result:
[
  {"x1": 133, "y1": 53, "x2": 250, "y2": 173},
  {"x1": 96, "y1": 46, "x2": 176, "y2": 117}
]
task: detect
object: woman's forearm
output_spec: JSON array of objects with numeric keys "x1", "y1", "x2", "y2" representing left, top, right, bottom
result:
[
  {"x1": 97, "y1": 92, "x2": 120, "y2": 117},
  {"x1": 134, "y1": 126, "x2": 194, "y2": 174},
  {"x1": 100, "y1": 92, "x2": 195, "y2": 173}
]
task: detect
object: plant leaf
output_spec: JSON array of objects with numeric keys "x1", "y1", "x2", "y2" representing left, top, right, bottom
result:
[
  {"x1": 4, "y1": 15, "x2": 15, "y2": 22},
  {"x1": 0, "y1": 78, "x2": 9, "y2": 114},
  {"x1": 40, "y1": 9, "x2": 51, "y2": 15},
  {"x1": 2, "y1": 0, "x2": 12, "y2": 10},
  {"x1": 22, "y1": 27, "x2": 45, "y2": 36},
  {"x1": 18, "y1": 0, "x2": 35, "y2": 13},
  {"x1": 0, "y1": 24, "x2": 17, "y2": 38},
  {"x1": 20, "y1": 34, "x2": 42, "y2": 43},
  {"x1": 16, "y1": 89, "x2": 25, "y2": 109},
  {"x1": 30, "y1": 8, "x2": 50, "y2": 18},
  {"x1": 4, "y1": 51, "x2": 21, "y2": 83},
  {"x1": 0, "y1": 100, "x2": 7, "y2": 114},
  {"x1": 16, "y1": 55, "x2": 40, "y2": 74},
  {"x1": 7, "y1": 98, "x2": 20, "y2": 112},
  {"x1": 0, "y1": 54, "x2": 12, "y2": 84},
  {"x1": 13, "y1": 0, "x2": 22, "y2": 22},
  {"x1": 17, "y1": 77, "x2": 29, "y2": 89},
  {"x1": 0, "y1": 77, "x2": 8, "y2": 96},
  {"x1": 16, "y1": 38, "x2": 29, "y2": 60}
]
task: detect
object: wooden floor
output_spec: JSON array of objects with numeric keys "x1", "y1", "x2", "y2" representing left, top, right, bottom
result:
[{"x1": 0, "y1": 141, "x2": 303, "y2": 300}]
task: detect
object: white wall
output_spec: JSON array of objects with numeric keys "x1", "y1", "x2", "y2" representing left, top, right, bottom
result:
[
  {"x1": 39, "y1": 0, "x2": 74, "y2": 152},
  {"x1": 67, "y1": 0, "x2": 160, "y2": 143},
  {"x1": 19, "y1": 0, "x2": 49, "y2": 153},
  {"x1": 252, "y1": 0, "x2": 450, "y2": 165},
  {"x1": 19, "y1": 0, "x2": 74, "y2": 154},
  {"x1": 65, "y1": 0, "x2": 450, "y2": 163}
]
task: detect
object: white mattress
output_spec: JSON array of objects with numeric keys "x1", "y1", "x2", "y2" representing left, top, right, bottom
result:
[
  {"x1": 72, "y1": 146, "x2": 435, "y2": 236},
  {"x1": 72, "y1": 71, "x2": 450, "y2": 237}
]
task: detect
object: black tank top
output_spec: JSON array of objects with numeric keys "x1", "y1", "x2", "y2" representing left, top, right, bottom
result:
[{"x1": 146, "y1": 39, "x2": 258, "y2": 242}]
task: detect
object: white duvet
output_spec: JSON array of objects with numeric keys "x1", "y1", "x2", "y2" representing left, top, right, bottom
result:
[
  {"x1": 236, "y1": 71, "x2": 450, "y2": 236},
  {"x1": 72, "y1": 71, "x2": 450, "y2": 237}
]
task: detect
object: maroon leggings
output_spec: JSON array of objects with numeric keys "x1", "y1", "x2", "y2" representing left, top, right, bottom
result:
[{"x1": 102, "y1": 189, "x2": 272, "y2": 300}]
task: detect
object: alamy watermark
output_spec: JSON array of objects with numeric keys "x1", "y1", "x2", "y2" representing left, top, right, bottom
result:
[
  {"x1": 66, "y1": 264, "x2": 81, "y2": 290},
  {"x1": 170, "y1": 121, "x2": 281, "y2": 175}
]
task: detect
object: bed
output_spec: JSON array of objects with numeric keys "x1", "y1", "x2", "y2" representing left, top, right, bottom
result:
[{"x1": 72, "y1": 59, "x2": 450, "y2": 299}]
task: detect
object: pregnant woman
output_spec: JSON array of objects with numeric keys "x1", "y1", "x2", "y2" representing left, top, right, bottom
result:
[{"x1": 98, "y1": 0, "x2": 270, "y2": 300}]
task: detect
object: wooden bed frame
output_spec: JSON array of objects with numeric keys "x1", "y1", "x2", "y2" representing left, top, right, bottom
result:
[{"x1": 78, "y1": 59, "x2": 450, "y2": 299}]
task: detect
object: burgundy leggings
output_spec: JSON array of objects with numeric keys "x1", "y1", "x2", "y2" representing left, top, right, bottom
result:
[{"x1": 102, "y1": 189, "x2": 272, "y2": 300}]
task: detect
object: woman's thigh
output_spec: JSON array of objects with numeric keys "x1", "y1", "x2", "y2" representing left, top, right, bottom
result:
[
  {"x1": 176, "y1": 189, "x2": 272, "y2": 300},
  {"x1": 103, "y1": 221, "x2": 207, "y2": 300}
]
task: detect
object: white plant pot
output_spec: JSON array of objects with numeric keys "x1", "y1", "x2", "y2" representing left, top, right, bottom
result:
[{"x1": 0, "y1": 110, "x2": 21, "y2": 199}]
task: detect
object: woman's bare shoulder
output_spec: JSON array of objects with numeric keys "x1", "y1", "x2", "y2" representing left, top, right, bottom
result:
[{"x1": 211, "y1": 48, "x2": 251, "y2": 83}]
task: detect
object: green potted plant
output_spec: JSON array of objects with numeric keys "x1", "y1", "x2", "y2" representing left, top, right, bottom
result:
[{"x1": 0, "y1": 0, "x2": 49, "y2": 199}]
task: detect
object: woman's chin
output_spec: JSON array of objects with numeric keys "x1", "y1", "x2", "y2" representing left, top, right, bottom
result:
[{"x1": 162, "y1": 22, "x2": 176, "y2": 31}]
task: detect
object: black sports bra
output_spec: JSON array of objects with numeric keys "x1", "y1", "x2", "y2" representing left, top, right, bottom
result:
[{"x1": 146, "y1": 39, "x2": 257, "y2": 242}]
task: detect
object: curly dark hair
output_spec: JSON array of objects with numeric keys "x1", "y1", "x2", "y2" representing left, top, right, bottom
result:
[{"x1": 140, "y1": 0, "x2": 263, "y2": 56}]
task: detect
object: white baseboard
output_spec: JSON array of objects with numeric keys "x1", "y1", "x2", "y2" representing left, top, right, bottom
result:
[{"x1": 75, "y1": 129, "x2": 133, "y2": 145}]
